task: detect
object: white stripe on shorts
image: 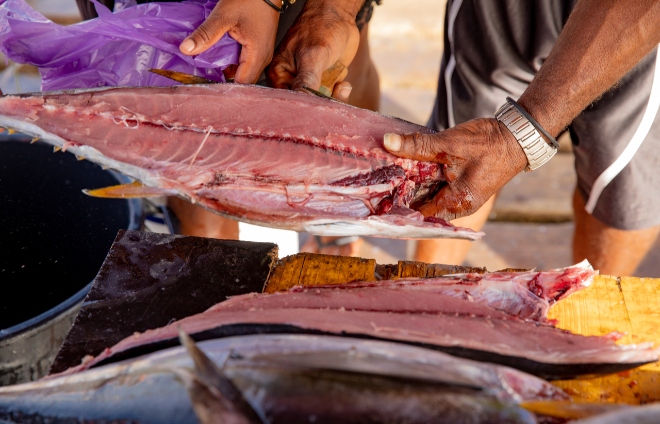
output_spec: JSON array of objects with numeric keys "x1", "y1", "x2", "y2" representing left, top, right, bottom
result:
[
  {"x1": 444, "y1": 0, "x2": 464, "y2": 128},
  {"x1": 585, "y1": 47, "x2": 660, "y2": 214}
]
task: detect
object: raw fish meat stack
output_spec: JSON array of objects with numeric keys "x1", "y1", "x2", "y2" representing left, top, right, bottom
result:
[
  {"x1": 61, "y1": 261, "x2": 659, "y2": 381},
  {"x1": 0, "y1": 85, "x2": 482, "y2": 240},
  {"x1": 2, "y1": 261, "x2": 659, "y2": 423}
]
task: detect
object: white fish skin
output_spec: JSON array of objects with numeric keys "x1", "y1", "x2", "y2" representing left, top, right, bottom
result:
[{"x1": 0, "y1": 335, "x2": 562, "y2": 423}]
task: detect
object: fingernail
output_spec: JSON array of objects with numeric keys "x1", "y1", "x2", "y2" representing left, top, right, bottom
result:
[
  {"x1": 180, "y1": 38, "x2": 196, "y2": 53},
  {"x1": 339, "y1": 85, "x2": 352, "y2": 99},
  {"x1": 383, "y1": 133, "x2": 402, "y2": 152}
]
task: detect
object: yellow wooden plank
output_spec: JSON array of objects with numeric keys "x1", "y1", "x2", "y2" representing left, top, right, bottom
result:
[
  {"x1": 264, "y1": 253, "x2": 375, "y2": 293},
  {"x1": 398, "y1": 261, "x2": 429, "y2": 278},
  {"x1": 396, "y1": 261, "x2": 488, "y2": 278},
  {"x1": 264, "y1": 254, "x2": 306, "y2": 293},
  {"x1": 549, "y1": 275, "x2": 660, "y2": 404}
]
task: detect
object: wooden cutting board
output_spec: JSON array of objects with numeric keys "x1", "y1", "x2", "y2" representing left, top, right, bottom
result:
[
  {"x1": 265, "y1": 254, "x2": 660, "y2": 404},
  {"x1": 549, "y1": 275, "x2": 660, "y2": 404}
]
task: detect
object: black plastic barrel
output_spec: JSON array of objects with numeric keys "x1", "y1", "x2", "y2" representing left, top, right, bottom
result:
[{"x1": 0, "y1": 134, "x2": 142, "y2": 385}]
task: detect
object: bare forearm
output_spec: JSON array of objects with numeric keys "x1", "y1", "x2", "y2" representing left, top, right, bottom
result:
[{"x1": 519, "y1": 0, "x2": 660, "y2": 137}]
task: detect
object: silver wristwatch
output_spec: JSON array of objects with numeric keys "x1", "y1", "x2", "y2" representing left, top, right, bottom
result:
[{"x1": 495, "y1": 99, "x2": 558, "y2": 171}]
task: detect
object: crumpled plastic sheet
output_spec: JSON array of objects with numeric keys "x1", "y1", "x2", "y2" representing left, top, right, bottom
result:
[{"x1": 0, "y1": 0, "x2": 240, "y2": 90}]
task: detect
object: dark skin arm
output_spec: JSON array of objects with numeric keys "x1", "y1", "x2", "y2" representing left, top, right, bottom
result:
[
  {"x1": 267, "y1": 0, "x2": 363, "y2": 91},
  {"x1": 384, "y1": 0, "x2": 660, "y2": 220}
]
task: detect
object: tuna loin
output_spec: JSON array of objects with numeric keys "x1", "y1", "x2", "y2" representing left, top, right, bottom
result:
[
  {"x1": 0, "y1": 85, "x2": 482, "y2": 240},
  {"x1": 69, "y1": 293, "x2": 658, "y2": 380},
  {"x1": 291, "y1": 260, "x2": 597, "y2": 322}
]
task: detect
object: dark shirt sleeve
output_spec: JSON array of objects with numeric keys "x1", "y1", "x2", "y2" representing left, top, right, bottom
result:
[
  {"x1": 76, "y1": 0, "x2": 114, "y2": 20},
  {"x1": 77, "y1": 0, "x2": 182, "y2": 20}
]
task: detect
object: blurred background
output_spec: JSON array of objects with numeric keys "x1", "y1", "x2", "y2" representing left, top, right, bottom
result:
[{"x1": 7, "y1": 0, "x2": 659, "y2": 275}]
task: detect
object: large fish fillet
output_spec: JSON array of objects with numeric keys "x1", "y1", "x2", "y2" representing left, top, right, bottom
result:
[
  {"x1": 66, "y1": 290, "x2": 658, "y2": 380},
  {"x1": 290, "y1": 260, "x2": 597, "y2": 322},
  {"x1": 0, "y1": 84, "x2": 482, "y2": 239}
]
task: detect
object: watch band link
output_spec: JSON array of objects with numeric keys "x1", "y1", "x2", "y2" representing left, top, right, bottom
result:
[{"x1": 495, "y1": 100, "x2": 558, "y2": 171}]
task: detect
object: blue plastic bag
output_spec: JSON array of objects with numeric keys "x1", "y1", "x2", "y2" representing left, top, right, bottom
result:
[{"x1": 0, "y1": 0, "x2": 240, "y2": 90}]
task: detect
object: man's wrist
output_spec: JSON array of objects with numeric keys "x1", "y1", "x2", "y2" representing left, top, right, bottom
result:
[
  {"x1": 517, "y1": 92, "x2": 562, "y2": 139},
  {"x1": 495, "y1": 120, "x2": 529, "y2": 174},
  {"x1": 495, "y1": 99, "x2": 558, "y2": 171},
  {"x1": 262, "y1": 0, "x2": 292, "y2": 13}
]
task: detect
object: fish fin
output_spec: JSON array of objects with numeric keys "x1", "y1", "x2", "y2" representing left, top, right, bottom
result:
[
  {"x1": 31, "y1": 136, "x2": 39, "y2": 144},
  {"x1": 83, "y1": 181, "x2": 172, "y2": 199},
  {"x1": 174, "y1": 368, "x2": 253, "y2": 424},
  {"x1": 150, "y1": 69, "x2": 216, "y2": 85},
  {"x1": 75, "y1": 155, "x2": 85, "y2": 161},
  {"x1": 53, "y1": 145, "x2": 62, "y2": 152},
  {"x1": 520, "y1": 400, "x2": 631, "y2": 420},
  {"x1": 178, "y1": 329, "x2": 264, "y2": 423},
  {"x1": 7, "y1": 128, "x2": 16, "y2": 134}
]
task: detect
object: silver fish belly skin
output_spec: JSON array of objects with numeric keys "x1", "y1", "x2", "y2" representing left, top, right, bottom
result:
[
  {"x1": 0, "y1": 85, "x2": 483, "y2": 240},
  {"x1": 0, "y1": 335, "x2": 559, "y2": 423}
]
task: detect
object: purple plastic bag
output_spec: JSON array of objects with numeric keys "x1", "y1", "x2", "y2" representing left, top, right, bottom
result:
[{"x1": 0, "y1": 0, "x2": 240, "y2": 90}]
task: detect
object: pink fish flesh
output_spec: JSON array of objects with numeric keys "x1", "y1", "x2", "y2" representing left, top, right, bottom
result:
[
  {"x1": 67, "y1": 288, "x2": 658, "y2": 380},
  {"x1": 0, "y1": 85, "x2": 482, "y2": 240},
  {"x1": 289, "y1": 260, "x2": 597, "y2": 322}
]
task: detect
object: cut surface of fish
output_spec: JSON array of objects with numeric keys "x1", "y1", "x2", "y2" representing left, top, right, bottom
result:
[
  {"x1": 68, "y1": 290, "x2": 658, "y2": 380},
  {"x1": 286, "y1": 260, "x2": 597, "y2": 322},
  {"x1": 1, "y1": 335, "x2": 565, "y2": 424},
  {"x1": 0, "y1": 85, "x2": 483, "y2": 240}
]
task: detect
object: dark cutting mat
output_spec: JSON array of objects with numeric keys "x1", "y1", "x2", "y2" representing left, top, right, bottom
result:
[{"x1": 50, "y1": 229, "x2": 278, "y2": 373}]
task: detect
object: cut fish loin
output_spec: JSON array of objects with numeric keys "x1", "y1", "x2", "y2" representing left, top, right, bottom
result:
[
  {"x1": 0, "y1": 85, "x2": 483, "y2": 239},
  {"x1": 291, "y1": 260, "x2": 597, "y2": 322},
  {"x1": 67, "y1": 293, "x2": 658, "y2": 380}
]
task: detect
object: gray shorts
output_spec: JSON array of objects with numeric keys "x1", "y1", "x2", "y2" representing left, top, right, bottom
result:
[{"x1": 429, "y1": 0, "x2": 660, "y2": 231}]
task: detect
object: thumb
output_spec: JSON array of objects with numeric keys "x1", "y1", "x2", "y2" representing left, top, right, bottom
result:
[
  {"x1": 180, "y1": 10, "x2": 230, "y2": 56},
  {"x1": 234, "y1": 44, "x2": 271, "y2": 84},
  {"x1": 383, "y1": 132, "x2": 451, "y2": 163}
]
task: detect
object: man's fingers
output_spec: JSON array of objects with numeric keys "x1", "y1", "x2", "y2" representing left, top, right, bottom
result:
[
  {"x1": 266, "y1": 57, "x2": 295, "y2": 89},
  {"x1": 418, "y1": 180, "x2": 482, "y2": 221},
  {"x1": 234, "y1": 44, "x2": 272, "y2": 84},
  {"x1": 331, "y1": 81, "x2": 352, "y2": 103},
  {"x1": 291, "y1": 49, "x2": 329, "y2": 92},
  {"x1": 383, "y1": 132, "x2": 453, "y2": 163},
  {"x1": 180, "y1": 10, "x2": 230, "y2": 56}
]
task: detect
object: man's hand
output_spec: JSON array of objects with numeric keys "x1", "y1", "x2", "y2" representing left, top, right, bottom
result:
[
  {"x1": 179, "y1": 0, "x2": 279, "y2": 84},
  {"x1": 267, "y1": 0, "x2": 361, "y2": 91},
  {"x1": 383, "y1": 119, "x2": 528, "y2": 221}
]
